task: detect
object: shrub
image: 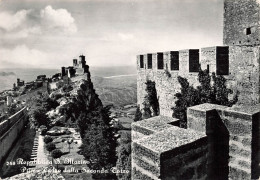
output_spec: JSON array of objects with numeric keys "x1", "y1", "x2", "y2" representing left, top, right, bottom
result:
[
  {"x1": 116, "y1": 131, "x2": 131, "y2": 180},
  {"x1": 44, "y1": 136, "x2": 53, "y2": 144},
  {"x1": 52, "y1": 149, "x2": 62, "y2": 159},
  {"x1": 134, "y1": 106, "x2": 142, "y2": 122},
  {"x1": 41, "y1": 129, "x2": 48, "y2": 135},
  {"x1": 144, "y1": 80, "x2": 159, "y2": 116},
  {"x1": 46, "y1": 142, "x2": 56, "y2": 153},
  {"x1": 172, "y1": 69, "x2": 238, "y2": 128}
]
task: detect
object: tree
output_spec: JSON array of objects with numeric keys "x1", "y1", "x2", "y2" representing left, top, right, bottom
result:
[
  {"x1": 52, "y1": 149, "x2": 62, "y2": 158},
  {"x1": 81, "y1": 106, "x2": 117, "y2": 179},
  {"x1": 116, "y1": 131, "x2": 131, "y2": 180},
  {"x1": 172, "y1": 69, "x2": 238, "y2": 128},
  {"x1": 134, "y1": 106, "x2": 142, "y2": 122},
  {"x1": 46, "y1": 142, "x2": 56, "y2": 154},
  {"x1": 44, "y1": 136, "x2": 53, "y2": 144},
  {"x1": 144, "y1": 80, "x2": 159, "y2": 116},
  {"x1": 52, "y1": 149, "x2": 63, "y2": 168},
  {"x1": 32, "y1": 107, "x2": 50, "y2": 127}
]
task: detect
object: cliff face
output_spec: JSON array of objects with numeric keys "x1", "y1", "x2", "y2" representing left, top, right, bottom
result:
[{"x1": 48, "y1": 67, "x2": 104, "y2": 126}]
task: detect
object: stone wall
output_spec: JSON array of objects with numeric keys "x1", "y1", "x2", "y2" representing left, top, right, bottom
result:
[
  {"x1": 132, "y1": 116, "x2": 208, "y2": 180},
  {"x1": 228, "y1": 46, "x2": 260, "y2": 105},
  {"x1": 132, "y1": 103, "x2": 259, "y2": 179},
  {"x1": 0, "y1": 107, "x2": 28, "y2": 165},
  {"x1": 137, "y1": 45, "x2": 260, "y2": 117},
  {"x1": 137, "y1": 49, "x2": 201, "y2": 117},
  {"x1": 187, "y1": 103, "x2": 260, "y2": 179},
  {"x1": 223, "y1": 0, "x2": 260, "y2": 46}
]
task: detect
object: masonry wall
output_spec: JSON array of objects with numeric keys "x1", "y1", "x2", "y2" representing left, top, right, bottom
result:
[
  {"x1": 137, "y1": 50, "x2": 200, "y2": 117},
  {"x1": 228, "y1": 46, "x2": 260, "y2": 105},
  {"x1": 223, "y1": 0, "x2": 260, "y2": 46},
  {"x1": 137, "y1": 45, "x2": 260, "y2": 117},
  {"x1": 132, "y1": 116, "x2": 208, "y2": 180},
  {"x1": 187, "y1": 103, "x2": 260, "y2": 179},
  {"x1": 132, "y1": 104, "x2": 259, "y2": 179},
  {"x1": 0, "y1": 107, "x2": 28, "y2": 164}
]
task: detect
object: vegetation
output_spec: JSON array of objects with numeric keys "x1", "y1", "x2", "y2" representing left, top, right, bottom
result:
[
  {"x1": 29, "y1": 92, "x2": 59, "y2": 128},
  {"x1": 172, "y1": 69, "x2": 238, "y2": 128},
  {"x1": 46, "y1": 142, "x2": 56, "y2": 154},
  {"x1": 134, "y1": 106, "x2": 142, "y2": 122},
  {"x1": 52, "y1": 149, "x2": 63, "y2": 168},
  {"x1": 44, "y1": 136, "x2": 53, "y2": 144},
  {"x1": 142, "y1": 80, "x2": 159, "y2": 118},
  {"x1": 81, "y1": 106, "x2": 117, "y2": 179},
  {"x1": 60, "y1": 80, "x2": 117, "y2": 179},
  {"x1": 116, "y1": 131, "x2": 131, "y2": 180}
]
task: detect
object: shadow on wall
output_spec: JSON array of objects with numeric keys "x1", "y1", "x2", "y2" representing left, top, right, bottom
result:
[
  {"x1": 206, "y1": 110, "x2": 229, "y2": 180},
  {"x1": 252, "y1": 112, "x2": 260, "y2": 179}
]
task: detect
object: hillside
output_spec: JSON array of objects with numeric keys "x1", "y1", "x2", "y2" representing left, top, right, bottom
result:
[{"x1": 91, "y1": 76, "x2": 137, "y2": 107}]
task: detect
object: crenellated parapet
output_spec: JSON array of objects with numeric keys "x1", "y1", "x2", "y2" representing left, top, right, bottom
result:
[{"x1": 136, "y1": 45, "x2": 260, "y2": 117}]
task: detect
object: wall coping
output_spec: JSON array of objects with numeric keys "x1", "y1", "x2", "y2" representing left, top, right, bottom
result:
[{"x1": 134, "y1": 126, "x2": 206, "y2": 154}]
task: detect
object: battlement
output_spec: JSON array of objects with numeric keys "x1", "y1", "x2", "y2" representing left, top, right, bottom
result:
[
  {"x1": 137, "y1": 45, "x2": 259, "y2": 116},
  {"x1": 137, "y1": 47, "x2": 230, "y2": 76}
]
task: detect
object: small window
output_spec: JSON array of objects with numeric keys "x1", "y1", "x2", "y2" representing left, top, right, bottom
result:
[
  {"x1": 157, "y1": 53, "x2": 164, "y2": 69},
  {"x1": 207, "y1": 65, "x2": 209, "y2": 72},
  {"x1": 140, "y1": 55, "x2": 144, "y2": 68},
  {"x1": 148, "y1": 54, "x2": 152, "y2": 69},
  {"x1": 246, "y1": 28, "x2": 251, "y2": 35}
]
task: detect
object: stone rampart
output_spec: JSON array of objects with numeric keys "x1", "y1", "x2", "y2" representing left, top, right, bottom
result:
[
  {"x1": 0, "y1": 107, "x2": 28, "y2": 165},
  {"x1": 132, "y1": 103, "x2": 259, "y2": 179},
  {"x1": 187, "y1": 103, "x2": 259, "y2": 179},
  {"x1": 132, "y1": 116, "x2": 208, "y2": 180},
  {"x1": 137, "y1": 46, "x2": 259, "y2": 117}
]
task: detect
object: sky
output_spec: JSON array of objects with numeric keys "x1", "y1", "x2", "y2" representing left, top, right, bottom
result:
[{"x1": 0, "y1": 0, "x2": 223, "y2": 69}]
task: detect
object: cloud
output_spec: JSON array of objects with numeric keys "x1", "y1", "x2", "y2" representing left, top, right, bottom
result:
[
  {"x1": 40, "y1": 5, "x2": 77, "y2": 34},
  {"x1": 0, "y1": 45, "x2": 48, "y2": 68},
  {"x1": 99, "y1": 33, "x2": 135, "y2": 41},
  {"x1": 0, "y1": 44, "x2": 78, "y2": 68},
  {"x1": 118, "y1": 33, "x2": 134, "y2": 41},
  {"x1": 0, "y1": 10, "x2": 30, "y2": 31},
  {"x1": 0, "y1": 5, "x2": 77, "y2": 39}
]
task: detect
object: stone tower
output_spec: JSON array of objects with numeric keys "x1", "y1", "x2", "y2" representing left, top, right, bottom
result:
[
  {"x1": 223, "y1": 0, "x2": 260, "y2": 46},
  {"x1": 79, "y1": 55, "x2": 86, "y2": 68}
]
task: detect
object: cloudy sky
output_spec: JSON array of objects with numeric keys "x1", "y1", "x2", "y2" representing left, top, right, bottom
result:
[{"x1": 0, "y1": 0, "x2": 223, "y2": 69}]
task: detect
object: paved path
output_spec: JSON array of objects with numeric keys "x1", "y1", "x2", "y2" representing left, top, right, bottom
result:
[{"x1": 35, "y1": 134, "x2": 49, "y2": 168}]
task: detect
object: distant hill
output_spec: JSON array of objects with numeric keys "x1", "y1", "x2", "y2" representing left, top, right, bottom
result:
[
  {"x1": 0, "y1": 72, "x2": 15, "y2": 76},
  {"x1": 92, "y1": 75, "x2": 137, "y2": 107}
]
